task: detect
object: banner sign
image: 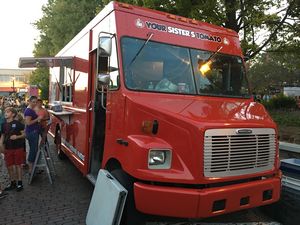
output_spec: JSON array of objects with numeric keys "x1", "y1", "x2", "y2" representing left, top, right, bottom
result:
[{"x1": 135, "y1": 18, "x2": 223, "y2": 43}]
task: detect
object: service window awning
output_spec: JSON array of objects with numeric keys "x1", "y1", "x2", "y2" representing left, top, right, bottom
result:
[
  {"x1": 18, "y1": 57, "x2": 74, "y2": 68},
  {"x1": 0, "y1": 87, "x2": 15, "y2": 92}
]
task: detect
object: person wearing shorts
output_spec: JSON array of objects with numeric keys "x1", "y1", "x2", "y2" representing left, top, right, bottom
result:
[{"x1": 0, "y1": 107, "x2": 26, "y2": 191}]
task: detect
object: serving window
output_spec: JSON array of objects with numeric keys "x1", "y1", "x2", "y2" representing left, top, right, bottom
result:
[{"x1": 61, "y1": 66, "x2": 73, "y2": 102}]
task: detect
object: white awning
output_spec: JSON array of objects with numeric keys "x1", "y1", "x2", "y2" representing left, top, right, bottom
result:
[{"x1": 18, "y1": 56, "x2": 73, "y2": 68}]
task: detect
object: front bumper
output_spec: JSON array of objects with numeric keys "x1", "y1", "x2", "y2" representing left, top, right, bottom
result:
[{"x1": 134, "y1": 177, "x2": 281, "y2": 218}]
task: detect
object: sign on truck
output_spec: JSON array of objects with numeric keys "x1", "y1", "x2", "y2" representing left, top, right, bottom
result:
[{"x1": 19, "y1": 2, "x2": 281, "y2": 224}]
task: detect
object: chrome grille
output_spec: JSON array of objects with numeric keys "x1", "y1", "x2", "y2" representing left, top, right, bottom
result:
[{"x1": 204, "y1": 128, "x2": 276, "y2": 177}]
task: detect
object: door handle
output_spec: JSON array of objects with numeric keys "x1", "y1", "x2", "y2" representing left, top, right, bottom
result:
[{"x1": 88, "y1": 100, "x2": 93, "y2": 111}]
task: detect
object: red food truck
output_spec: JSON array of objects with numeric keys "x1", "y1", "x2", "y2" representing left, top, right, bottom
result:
[{"x1": 19, "y1": 1, "x2": 281, "y2": 224}]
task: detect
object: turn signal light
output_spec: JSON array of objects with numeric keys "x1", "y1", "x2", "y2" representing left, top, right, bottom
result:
[
  {"x1": 142, "y1": 120, "x2": 159, "y2": 134},
  {"x1": 142, "y1": 120, "x2": 153, "y2": 134}
]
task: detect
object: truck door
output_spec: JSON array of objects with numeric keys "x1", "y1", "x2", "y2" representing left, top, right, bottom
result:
[
  {"x1": 88, "y1": 49, "x2": 107, "y2": 180},
  {"x1": 88, "y1": 34, "x2": 119, "y2": 181}
]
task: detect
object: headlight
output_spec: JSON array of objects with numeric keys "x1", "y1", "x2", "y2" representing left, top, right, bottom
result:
[{"x1": 148, "y1": 149, "x2": 172, "y2": 169}]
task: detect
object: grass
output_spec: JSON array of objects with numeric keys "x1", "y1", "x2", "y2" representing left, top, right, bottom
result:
[
  {"x1": 268, "y1": 109, "x2": 300, "y2": 144},
  {"x1": 268, "y1": 110, "x2": 300, "y2": 127}
]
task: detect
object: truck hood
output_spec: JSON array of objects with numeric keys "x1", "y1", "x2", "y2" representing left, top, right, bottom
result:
[
  {"x1": 123, "y1": 93, "x2": 277, "y2": 184},
  {"x1": 127, "y1": 93, "x2": 275, "y2": 128}
]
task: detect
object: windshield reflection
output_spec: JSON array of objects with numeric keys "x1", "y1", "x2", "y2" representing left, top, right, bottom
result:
[{"x1": 121, "y1": 37, "x2": 250, "y2": 98}]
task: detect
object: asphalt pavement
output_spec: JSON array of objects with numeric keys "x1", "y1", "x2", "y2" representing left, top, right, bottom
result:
[{"x1": 0, "y1": 137, "x2": 93, "y2": 225}]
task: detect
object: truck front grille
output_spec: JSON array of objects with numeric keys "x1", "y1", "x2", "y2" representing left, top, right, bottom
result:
[{"x1": 204, "y1": 128, "x2": 276, "y2": 177}]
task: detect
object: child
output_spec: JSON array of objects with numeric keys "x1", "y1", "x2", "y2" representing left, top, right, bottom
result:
[{"x1": 0, "y1": 107, "x2": 26, "y2": 191}]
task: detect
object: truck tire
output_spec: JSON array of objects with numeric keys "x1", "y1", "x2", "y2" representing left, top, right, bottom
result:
[{"x1": 110, "y1": 169, "x2": 146, "y2": 225}]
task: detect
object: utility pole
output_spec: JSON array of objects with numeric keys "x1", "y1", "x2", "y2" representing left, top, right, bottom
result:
[{"x1": 12, "y1": 76, "x2": 15, "y2": 93}]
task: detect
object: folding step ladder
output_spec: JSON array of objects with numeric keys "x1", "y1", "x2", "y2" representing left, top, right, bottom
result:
[{"x1": 28, "y1": 139, "x2": 56, "y2": 184}]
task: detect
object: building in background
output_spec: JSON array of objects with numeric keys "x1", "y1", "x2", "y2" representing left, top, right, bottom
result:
[
  {"x1": 0, "y1": 68, "x2": 33, "y2": 96},
  {"x1": 284, "y1": 86, "x2": 300, "y2": 108}
]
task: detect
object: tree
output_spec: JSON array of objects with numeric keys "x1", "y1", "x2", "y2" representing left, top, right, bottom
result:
[
  {"x1": 29, "y1": 67, "x2": 50, "y2": 100},
  {"x1": 270, "y1": 0, "x2": 300, "y2": 55},
  {"x1": 31, "y1": 34, "x2": 54, "y2": 100},
  {"x1": 248, "y1": 51, "x2": 300, "y2": 94},
  {"x1": 35, "y1": 0, "x2": 103, "y2": 56}
]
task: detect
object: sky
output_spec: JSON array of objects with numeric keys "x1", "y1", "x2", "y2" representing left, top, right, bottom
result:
[{"x1": 0, "y1": 0, "x2": 48, "y2": 69}]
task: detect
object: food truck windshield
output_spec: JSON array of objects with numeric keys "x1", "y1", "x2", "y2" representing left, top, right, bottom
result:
[{"x1": 122, "y1": 37, "x2": 250, "y2": 98}]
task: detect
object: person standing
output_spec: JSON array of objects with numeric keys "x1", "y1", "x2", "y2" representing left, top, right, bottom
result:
[
  {"x1": 0, "y1": 107, "x2": 26, "y2": 191},
  {"x1": 24, "y1": 96, "x2": 42, "y2": 174},
  {"x1": 35, "y1": 99, "x2": 50, "y2": 147}
]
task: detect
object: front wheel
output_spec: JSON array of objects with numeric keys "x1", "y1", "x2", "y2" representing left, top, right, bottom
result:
[{"x1": 110, "y1": 169, "x2": 146, "y2": 225}]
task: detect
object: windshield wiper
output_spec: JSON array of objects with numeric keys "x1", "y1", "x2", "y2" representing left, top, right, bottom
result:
[
  {"x1": 207, "y1": 45, "x2": 223, "y2": 61},
  {"x1": 127, "y1": 32, "x2": 154, "y2": 68}
]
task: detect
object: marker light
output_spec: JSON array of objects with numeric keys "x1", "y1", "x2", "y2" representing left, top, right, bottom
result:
[
  {"x1": 118, "y1": 3, "x2": 133, "y2": 9},
  {"x1": 190, "y1": 19, "x2": 198, "y2": 25},
  {"x1": 178, "y1": 17, "x2": 188, "y2": 22},
  {"x1": 167, "y1": 14, "x2": 176, "y2": 20},
  {"x1": 223, "y1": 38, "x2": 230, "y2": 45},
  {"x1": 198, "y1": 60, "x2": 212, "y2": 75}
]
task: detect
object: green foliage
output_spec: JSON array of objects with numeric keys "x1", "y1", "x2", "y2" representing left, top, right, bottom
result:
[
  {"x1": 248, "y1": 51, "x2": 300, "y2": 94},
  {"x1": 35, "y1": 0, "x2": 103, "y2": 56},
  {"x1": 33, "y1": 35, "x2": 53, "y2": 57},
  {"x1": 273, "y1": 0, "x2": 300, "y2": 52},
  {"x1": 29, "y1": 67, "x2": 50, "y2": 100},
  {"x1": 269, "y1": 110, "x2": 300, "y2": 127},
  {"x1": 262, "y1": 94, "x2": 297, "y2": 110}
]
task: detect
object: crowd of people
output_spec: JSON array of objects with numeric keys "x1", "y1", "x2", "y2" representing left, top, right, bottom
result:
[{"x1": 0, "y1": 95, "x2": 50, "y2": 199}]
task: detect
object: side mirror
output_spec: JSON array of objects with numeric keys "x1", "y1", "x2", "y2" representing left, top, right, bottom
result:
[
  {"x1": 97, "y1": 74, "x2": 110, "y2": 85},
  {"x1": 98, "y1": 36, "x2": 112, "y2": 57}
]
